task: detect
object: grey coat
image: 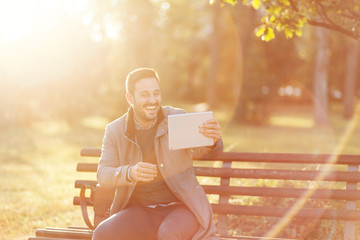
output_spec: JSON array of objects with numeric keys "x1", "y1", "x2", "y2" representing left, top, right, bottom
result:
[{"x1": 97, "y1": 106, "x2": 223, "y2": 240}]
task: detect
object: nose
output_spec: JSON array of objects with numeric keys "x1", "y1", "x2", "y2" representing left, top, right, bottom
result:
[{"x1": 149, "y1": 94, "x2": 157, "y2": 104}]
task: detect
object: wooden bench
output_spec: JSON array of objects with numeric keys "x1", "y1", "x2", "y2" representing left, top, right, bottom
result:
[{"x1": 28, "y1": 147, "x2": 360, "y2": 240}]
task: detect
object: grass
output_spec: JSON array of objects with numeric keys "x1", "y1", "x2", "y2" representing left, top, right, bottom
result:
[
  {"x1": 222, "y1": 103, "x2": 360, "y2": 155},
  {"x1": 1, "y1": 103, "x2": 360, "y2": 239},
  {"x1": 0, "y1": 124, "x2": 104, "y2": 240}
]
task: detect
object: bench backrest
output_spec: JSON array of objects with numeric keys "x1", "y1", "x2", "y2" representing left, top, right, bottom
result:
[{"x1": 74, "y1": 147, "x2": 360, "y2": 239}]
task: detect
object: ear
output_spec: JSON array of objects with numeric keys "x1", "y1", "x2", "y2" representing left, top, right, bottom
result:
[{"x1": 125, "y1": 92, "x2": 134, "y2": 105}]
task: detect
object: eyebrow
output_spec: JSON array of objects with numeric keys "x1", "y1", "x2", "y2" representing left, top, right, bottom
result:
[{"x1": 139, "y1": 89, "x2": 160, "y2": 94}]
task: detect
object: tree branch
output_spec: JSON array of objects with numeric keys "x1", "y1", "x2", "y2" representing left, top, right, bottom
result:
[
  {"x1": 348, "y1": 9, "x2": 360, "y2": 19},
  {"x1": 317, "y1": 2, "x2": 337, "y2": 27},
  {"x1": 308, "y1": 20, "x2": 359, "y2": 40},
  {"x1": 308, "y1": 1, "x2": 360, "y2": 40},
  {"x1": 289, "y1": 0, "x2": 299, "y2": 12}
]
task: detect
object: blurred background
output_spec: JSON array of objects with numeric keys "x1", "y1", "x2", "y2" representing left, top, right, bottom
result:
[{"x1": 1, "y1": 0, "x2": 360, "y2": 239}]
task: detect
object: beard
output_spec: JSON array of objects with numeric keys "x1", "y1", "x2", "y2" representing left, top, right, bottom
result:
[{"x1": 133, "y1": 101, "x2": 160, "y2": 126}]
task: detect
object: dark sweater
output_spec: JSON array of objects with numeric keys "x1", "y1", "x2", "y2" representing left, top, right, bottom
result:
[{"x1": 130, "y1": 124, "x2": 179, "y2": 206}]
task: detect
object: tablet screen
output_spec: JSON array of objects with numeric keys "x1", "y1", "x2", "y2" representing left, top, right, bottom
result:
[{"x1": 168, "y1": 111, "x2": 214, "y2": 150}]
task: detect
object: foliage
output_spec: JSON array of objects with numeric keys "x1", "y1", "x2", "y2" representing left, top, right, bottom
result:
[
  {"x1": 1, "y1": 0, "x2": 359, "y2": 128},
  {"x1": 216, "y1": 0, "x2": 360, "y2": 41}
]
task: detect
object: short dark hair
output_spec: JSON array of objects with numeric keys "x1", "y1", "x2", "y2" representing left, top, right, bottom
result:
[{"x1": 126, "y1": 68, "x2": 160, "y2": 94}]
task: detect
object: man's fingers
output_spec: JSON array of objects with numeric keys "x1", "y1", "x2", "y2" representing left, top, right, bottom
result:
[
  {"x1": 200, "y1": 119, "x2": 220, "y2": 130},
  {"x1": 138, "y1": 162, "x2": 157, "y2": 169},
  {"x1": 199, "y1": 118, "x2": 221, "y2": 142},
  {"x1": 201, "y1": 128, "x2": 221, "y2": 134},
  {"x1": 131, "y1": 162, "x2": 158, "y2": 182},
  {"x1": 136, "y1": 162, "x2": 157, "y2": 173},
  {"x1": 137, "y1": 171, "x2": 156, "y2": 181},
  {"x1": 202, "y1": 132, "x2": 220, "y2": 140},
  {"x1": 133, "y1": 172, "x2": 156, "y2": 182},
  {"x1": 139, "y1": 166, "x2": 157, "y2": 174}
]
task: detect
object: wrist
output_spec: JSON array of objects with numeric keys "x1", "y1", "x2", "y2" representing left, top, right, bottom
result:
[
  {"x1": 209, "y1": 137, "x2": 220, "y2": 149},
  {"x1": 126, "y1": 166, "x2": 134, "y2": 182}
]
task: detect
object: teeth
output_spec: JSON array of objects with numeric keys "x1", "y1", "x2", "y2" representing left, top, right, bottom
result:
[{"x1": 146, "y1": 106, "x2": 156, "y2": 110}]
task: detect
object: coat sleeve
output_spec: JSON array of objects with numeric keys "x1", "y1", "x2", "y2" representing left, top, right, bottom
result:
[
  {"x1": 191, "y1": 138, "x2": 224, "y2": 159},
  {"x1": 97, "y1": 124, "x2": 132, "y2": 187}
]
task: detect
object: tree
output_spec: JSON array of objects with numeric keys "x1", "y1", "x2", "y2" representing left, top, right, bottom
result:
[
  {"x1": 208, "y1": 2, "x2": 221, "y2": 107},
  {"x1": 215, "y1": 0, "x2": 360, "y2": 124},
  {"x1": 219, "y1": 0, "x2": 360, "y2": 42},
  {"x1": 313, "y1": 27, "x2": 330, "y2": 125},
  {"x1": 343, "y1": 39, "x2": 360, "y2": 118}
]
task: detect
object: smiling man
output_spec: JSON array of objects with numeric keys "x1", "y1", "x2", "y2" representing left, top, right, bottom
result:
[{"x1": 93, "y1": 68, "x2": 223, "y2": 240}]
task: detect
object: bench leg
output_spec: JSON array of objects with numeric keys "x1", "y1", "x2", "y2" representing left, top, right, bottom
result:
[
  {"x1": 217, "y1": 161, "x2": 232, "y2": 236},
  {"x1": 344, "y1": 165, "x2": 358, "y2": 240}
]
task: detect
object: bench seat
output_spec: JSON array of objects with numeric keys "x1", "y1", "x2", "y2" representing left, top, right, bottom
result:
[{"x1": 28, "y1": 148, "x2": 360, "y2": 240}]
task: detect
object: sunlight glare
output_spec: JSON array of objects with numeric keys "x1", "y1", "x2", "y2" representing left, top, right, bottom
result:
[
  {"x1": 90, "y1": 23, "x2": 104, "y2": 42},
  {"x1": 0, "y1": 1, "x2": 35, "y2": 42},
  {"x1": 264, "y1": 102, "x2": 360, "y2": 239},
  {"x1": 0, "y1": 0, "x2": 95, "y2": 86},
  {"x1": 161, "y1": 2, "x2": 171, "y2": 10},
  {"x1": 82, "y1": 11, "x2": 95, "y2": 26},
  {"x1": 104, "y1": 14, "x2": 123, "y2": 40},
  {"x1": 0, "y1": 0, "x2": 91, "y2": 43},
  {"x1": 269, "y1": 116, "x2": 314, "y2": 128}
]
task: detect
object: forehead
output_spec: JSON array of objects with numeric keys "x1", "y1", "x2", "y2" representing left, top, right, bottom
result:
[{"x1": 134, "y1": 77, "x2": 160, "y2": 92}]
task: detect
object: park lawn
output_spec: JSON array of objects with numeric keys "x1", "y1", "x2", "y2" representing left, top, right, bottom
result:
[
  {"x1": 1, "y1": 103, "x2": 360, "y2": 240},
  {"x1": 0, "y1": 123, "x2": 104, "y2": 240}
]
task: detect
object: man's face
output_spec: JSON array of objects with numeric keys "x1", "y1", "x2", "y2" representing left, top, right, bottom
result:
[{"x1": 127, "y1": 77, "x2": 161, "y2": 127}]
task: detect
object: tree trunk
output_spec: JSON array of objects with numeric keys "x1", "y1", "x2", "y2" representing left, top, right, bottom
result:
[
  {"x1": 207, "y1": 2, "x2": 220, "y2": 108},
  {"x1": 343, "y1": 39, "x2": 359, "y2": 119},
  {"x1": 314, "y1": 27, "x2": 330, "y2": 125},
  {"x1": 232, "y1": 6, "x2": 256, "y2": 123}
]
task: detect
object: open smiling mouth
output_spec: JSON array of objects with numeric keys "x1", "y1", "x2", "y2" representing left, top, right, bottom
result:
[{"x1": 145, "y1": 106, "x2": 157, "y2": 110}]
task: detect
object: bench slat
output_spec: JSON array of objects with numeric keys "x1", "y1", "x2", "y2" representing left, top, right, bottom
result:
[
  {"x1": 219, "y1": 236, "x2": 296, "y2": 240},
  {"x1": 80, "y1": 148, "x2": 101, "y2": 157},
  {"x1": 80, "y1": 147, "x2": 360, "y2": 165},
  {"x1": 72, "y1": 198, "x2": 360, "y2": 221},
  {"x1": 73, "y1": 197, "x2": 92, "y2": 206},
  {"x1": 74, "y1": 180, "x2": 97, "y2": 188},
  {"x1": 202, "y1": 185, "x2": 360, "y2": 200},
  {"x1": 209, "y1": 152, "x2": 360, "y2": 165},
  {"x1": 77, "y1": 163, "x2": 97, "y2": 172},
  {"x1": 195, "y1": 167, "x2": 360, "y2": 182},
  {"x1": 30, "y1": 230, "x2": 293, "y2": 240},
  {"x1": 45, "y1": 228, "x2": 91, "y2": 232},
  {"x1": 76, "y1": 162, "x2": 360, "y2": 182},
  {"x1": 211, "y1": 204, "x2": 360, "y2": 221},
  {"x1": 73, "y1": 184, "x2": 360, "y2": 201},
  {"x1": 28, "y1": 237, "x2": 84, "y2": 240},
  {"x1": 36, "y1": 229, "x2": 92, "y2": 239}
]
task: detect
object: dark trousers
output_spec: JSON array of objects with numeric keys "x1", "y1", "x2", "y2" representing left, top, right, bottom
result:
[{"x1": 92, "y1": 203, "x2": 199, "y2": 240}]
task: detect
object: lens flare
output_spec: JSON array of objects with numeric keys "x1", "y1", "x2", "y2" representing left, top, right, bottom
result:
[{"x1": 264, "y1": 102, "x2": 360, "y2": 238}]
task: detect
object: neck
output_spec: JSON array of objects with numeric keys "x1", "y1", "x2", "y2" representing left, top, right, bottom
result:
[{"x1": 134, "y1": 116, "x2": 156, "y2": 129}]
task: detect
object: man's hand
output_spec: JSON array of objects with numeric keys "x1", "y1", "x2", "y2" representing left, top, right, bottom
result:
[
  {"x1": 130, "y1": 162, "x2": 157, "y2": 182},
  {"x1": 199, "y1": 118, "x2": 221, "y2": 143}
]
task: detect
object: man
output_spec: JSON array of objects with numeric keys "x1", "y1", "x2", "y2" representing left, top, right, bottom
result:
[{"x1": 93, "y1": 68, "x2": 223, "y2": 240}]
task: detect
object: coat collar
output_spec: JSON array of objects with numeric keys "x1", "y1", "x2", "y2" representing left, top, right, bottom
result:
[{"x1": 125, "y1": 106, "x2": 165, "y2": 141}]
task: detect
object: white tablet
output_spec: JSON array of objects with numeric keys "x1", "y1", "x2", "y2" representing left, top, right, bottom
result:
[{"x1": 168, "y1": 111, "x2": 214, "y2": 150}]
